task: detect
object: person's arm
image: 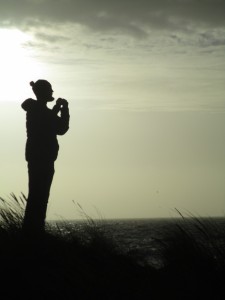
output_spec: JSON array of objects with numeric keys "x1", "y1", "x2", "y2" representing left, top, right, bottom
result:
[{"x1": 54, "y1": 98, "x2": 70, "y2": 135}]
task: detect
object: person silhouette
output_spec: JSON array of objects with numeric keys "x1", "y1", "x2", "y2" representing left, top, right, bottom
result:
[{"x1": 21, "y1": 80, "x2": 70, "y2": 234}]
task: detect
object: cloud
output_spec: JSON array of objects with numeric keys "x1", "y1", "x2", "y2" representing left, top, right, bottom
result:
[
  {"x1": 197, "y1": 31, "x2": 225, "y2": 47},
  {"x1": 0, "y1": 0, "x2": 225, "y2": 38},
  {"x1": 34, "y1": 32, "x2": 70, "y2": 43}
]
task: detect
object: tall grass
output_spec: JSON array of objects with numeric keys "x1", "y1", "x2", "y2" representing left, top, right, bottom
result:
[
  {"x1": 0, "y1": 194, "x2": 156, "y2": 299},
  {"x1": 0, "y1": 194, "x2": 224, "y2": 299},
  {"x1": 156, "y1": 211, "x2": 225, "y2": 299},
  {"x1": 160, "y1": 210, "x2": 225, "y2": 270},
  {"x1": 0, "y1": 193, "x2": 26, "y2": 235}
]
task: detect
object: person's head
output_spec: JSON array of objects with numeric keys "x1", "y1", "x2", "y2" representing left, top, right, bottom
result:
[{"x1": 30, "y1": 80, "x2": 54, "y2": 102}]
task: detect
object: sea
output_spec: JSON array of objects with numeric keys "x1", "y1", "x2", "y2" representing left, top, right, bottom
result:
[{"x1": 49, "y1": 217, "x2": 225, "y2": 269}]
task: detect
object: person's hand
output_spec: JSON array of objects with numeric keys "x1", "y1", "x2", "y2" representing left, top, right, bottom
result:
[{"x1": 56, "y1": 98, "x2": 68, "y2": 107}]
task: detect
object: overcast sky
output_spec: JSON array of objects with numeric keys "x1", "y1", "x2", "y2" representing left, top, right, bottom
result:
[{"x1": 0, "y1": 0, "x2": 225, "y2": 219}]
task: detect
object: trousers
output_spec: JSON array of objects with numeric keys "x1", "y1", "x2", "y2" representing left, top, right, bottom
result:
[{"x1": 23, "y1": 161, "x2": 55, "y2": 234}]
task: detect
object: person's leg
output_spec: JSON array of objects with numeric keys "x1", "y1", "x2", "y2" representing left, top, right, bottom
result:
[
  {"x1": 39, "y1": 161, "x2": 55, "y2": 226},
  {"x1": 23, "y1": 161, "x2": 55, "y2": 234}
]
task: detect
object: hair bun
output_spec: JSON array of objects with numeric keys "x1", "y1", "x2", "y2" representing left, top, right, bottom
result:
[{"x1": 30, "y1": 81, "x2": 35, "y2": 87}]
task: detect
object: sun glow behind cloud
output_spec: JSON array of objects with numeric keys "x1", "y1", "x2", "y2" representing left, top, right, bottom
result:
[{"x1": 0, "y1": 28, "x2": 45, "y2": 102}]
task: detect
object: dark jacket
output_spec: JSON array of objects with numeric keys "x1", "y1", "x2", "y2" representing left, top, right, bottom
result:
[{"x1": 22, "y1": 99, "x2": 69, "y2": 162}]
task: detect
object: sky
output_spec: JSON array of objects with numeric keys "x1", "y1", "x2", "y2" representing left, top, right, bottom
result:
[{"x1": 0, "y1": 0, "x2": 225, "y2": 220}]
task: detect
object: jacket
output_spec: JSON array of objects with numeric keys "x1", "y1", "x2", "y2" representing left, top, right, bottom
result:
[{"x1": 21, "y1": 98, "x2": 69, "y2": 162}]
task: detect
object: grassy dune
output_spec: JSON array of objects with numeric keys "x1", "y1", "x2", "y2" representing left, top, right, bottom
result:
[{"x1": 0, "y1": 194, "x2": 225, "y2": 299}]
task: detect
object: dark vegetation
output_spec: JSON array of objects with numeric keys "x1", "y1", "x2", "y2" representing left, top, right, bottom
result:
[{"x1": 0, "y1": 194, "x2": 225, "y2": 300}]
